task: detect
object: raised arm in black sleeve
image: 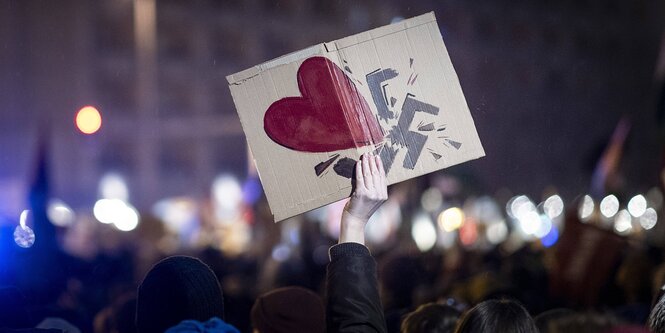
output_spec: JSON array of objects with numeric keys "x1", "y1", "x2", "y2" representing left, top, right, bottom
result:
[{"x1": 326, "y1": 242, "x2": 388, "y2": 333}]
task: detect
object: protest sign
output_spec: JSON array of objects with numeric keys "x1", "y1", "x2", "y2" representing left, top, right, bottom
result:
[{"x1": 227, "y1": 12, "x2": 485, "y2": 221}]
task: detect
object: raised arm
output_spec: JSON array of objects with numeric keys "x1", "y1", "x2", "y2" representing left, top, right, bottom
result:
[{"x1": 326, "y1": 152, "x2": 388, "y2": 333}]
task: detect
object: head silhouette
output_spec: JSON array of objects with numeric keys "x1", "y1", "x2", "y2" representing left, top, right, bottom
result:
[
  {"x1": 401, "y1": 302, "x2": 461, "y2": 333},
  {"x1": 454, "y1": 299, "x2": 537, "y2": 333},
  {"x1": 136, "y1": 256, "x2": 225, "y2": 333}
]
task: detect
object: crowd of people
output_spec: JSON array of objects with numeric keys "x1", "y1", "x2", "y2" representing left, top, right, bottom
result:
[{"x1": 2, "y1": 153, "x2": 665, "y2": 332}]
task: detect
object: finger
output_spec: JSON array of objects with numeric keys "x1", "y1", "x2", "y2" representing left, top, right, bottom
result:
[
  {"x1": 375, "y1": 155, "x2": 387, "y2": 191},
  {"x1": 369, "y1": 155, "x2": 381, "y2": 191},
  {"x1": 355, "y1": 156, "x2": 365, "y2": 190},
  {"x1": 376, "y1": 154, "x2": 385, "y2": 177},
  {"x1": 369, "y1": 152, "x2": 379, "y2": 176},
  {"x1": 362, "y1": 153, "x2": 372, "y2": 187}
]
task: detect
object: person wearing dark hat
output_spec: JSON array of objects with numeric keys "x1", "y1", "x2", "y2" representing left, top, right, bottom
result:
[
  {"x1": 326, "y1": 152, "x2": 388, "y2": 333},
  {"x1": 251, "y1": 286, "x2": 325, "y2": 333},
  {"x1": 136, "y1": 256, "x2": 239, "y2": 333}
]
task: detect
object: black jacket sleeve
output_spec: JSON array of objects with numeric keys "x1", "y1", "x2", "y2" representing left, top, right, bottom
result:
[{"x1": 325, "y1": 242, "x2": 388, "y2": 333}]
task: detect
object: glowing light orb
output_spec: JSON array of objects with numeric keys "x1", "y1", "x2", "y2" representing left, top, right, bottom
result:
[
  {"x1": 421, "y1": 188, "x2": 443, "y2": 212},
  {"x1": 534, "y1": 214, "x2": 553, "y2": 238},
  {"x1": 438, "y1": 207, "x2": 464, "y2": 232},
  {"x1": 75, "y1": 106, "x2": 102, "y2": 134},
  {"x1": 541, "y1": 226, "x2": 559, "y2": 248},
  {"x1": 212, "y1": 174, "x2": 243, "y2": 222},
  {"x1": 627, "y1": 195, "x2": 647, "y2": 218},
  {"x1": 578, "y1": 195, "x2": 595, "y2": 221},
  {"x1": 614, "y1": 209, "x2": 632, "y2": 234},
  {"x1": 518, "y1": 210, "x2": 541, "y2": 235},
  {"x1": 47, "y1": 199, "x2": 75, "y2": 227},
  {"x1": 459, "y1": 221, "x2": 478, "y2": 246},
  {"x1": 113, "y1": 203, "x2": 139, "y2": 231},
  {"x1": 543, "y1": 195, "x2": 564, "y2": 219},
  {"x1": 412, "y1": 213, "x2": 437, "y2": 252},
  {"x1": 14, "y1": 210, "x2": 35, "y2": 248},
  {"x1": 486, "y1": 221, "x2": 508, "y2": 245},
  {"x1": 93, "y1": 199, "x2": 140, "y2": 231},
  {"x1": 600, "y1": 195, "x2": 619, "y2": 218},
  {"x1": 639, "y1": 208, "x2": 658, "y2": 230},
  {"x1": 99, "y1": 173, "x2": 129, "y2": 201}
]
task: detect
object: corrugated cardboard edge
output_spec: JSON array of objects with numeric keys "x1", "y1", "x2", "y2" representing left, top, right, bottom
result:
[
  {"x1": 226, "y1": 44, "x2": 325, "y2": 85},
  {"x1": 323, "y1": 12, "x2": 435, "y2": 52}
]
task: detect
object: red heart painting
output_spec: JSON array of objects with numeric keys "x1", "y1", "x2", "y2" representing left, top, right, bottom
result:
[{"x1": 264, "y1": 56, "x2": 384, "y2": 153}]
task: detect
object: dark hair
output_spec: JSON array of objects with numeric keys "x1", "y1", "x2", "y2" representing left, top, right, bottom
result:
[
  {"x1": 649, "y1": 292, "x2": 665, "y2": 333},
  {"x1": 454, "y1": 299, "x2": 537, "y2": 333},
  {"x1": 401, "y1": 303, "x2": 461, "y2": 333},
  {"x1": 136, "y1": 256, "x2": 225, "y2": 333},
  {"x1": 251, "y1": 286, "x2": 325, "y2": 333}
]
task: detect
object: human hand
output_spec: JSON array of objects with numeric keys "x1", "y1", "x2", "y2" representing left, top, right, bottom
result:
[{"x1": 339, "y1": 152, "x2": 387, "y2": 245}]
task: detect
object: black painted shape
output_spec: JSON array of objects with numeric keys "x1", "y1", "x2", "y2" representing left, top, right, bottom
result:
[
  {"x1": 390, "y1": 97, "x2": 397, "y2": 108},
  {"x1": 446, "y1": 139, "x2": 462, "y2": 150},
  {"x1": 344, "y1": 66, "x2": 353, "y2": 74},
  {"x1": 403, "y1": 132, "x2": 427, "y2": 169},
  {"x1": 430, "y1": 151, "x2": 442, "y2": 161},
  {"x1": 379, "y1": 144, "x2": 399, "y2": 174},
  {"x1": 396, "y1": 94, "x2": 440, "y2": 170},
  {"x1": 333, "y1": 157, "x2": 356, "y2": 179},
  {"x1": 418, "y1": 122, "x2": 435, "y2": 131},
  {"x1": 366, "y1": 68, "x2": 398, "y2": 121},
  {"x1": 315, "y1": 154, "x2": 340, "y2": 176},
  {"x1": 386, "y1": 126, "x2": 404, "y2": 147}
]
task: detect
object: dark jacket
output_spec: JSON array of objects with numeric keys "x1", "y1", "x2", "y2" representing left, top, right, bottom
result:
[{"x1": 326, "y1": 242, "x2": 388, "y2": 333}]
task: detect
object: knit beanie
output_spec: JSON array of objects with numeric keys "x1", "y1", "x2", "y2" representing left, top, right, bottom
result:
[
  {"x1": 251, "y1": 287, "x2": 324, "y2": 333},
  {"x1": 136, "y1": 256, "x2": 225, "y2": 333}
]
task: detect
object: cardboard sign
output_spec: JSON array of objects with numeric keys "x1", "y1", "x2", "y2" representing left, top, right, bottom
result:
[{"x1": 227, "y1": 12, "x2": 485, "y2": 221}]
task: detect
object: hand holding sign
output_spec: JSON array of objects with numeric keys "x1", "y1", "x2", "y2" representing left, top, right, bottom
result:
[{"x1": 339, "y1": 153, "x2": 387, "y2": 245}]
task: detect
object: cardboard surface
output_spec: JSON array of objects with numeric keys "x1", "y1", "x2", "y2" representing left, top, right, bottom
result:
[{"x1": 227, "y1": 12, "x2": 485, "y2": 221}]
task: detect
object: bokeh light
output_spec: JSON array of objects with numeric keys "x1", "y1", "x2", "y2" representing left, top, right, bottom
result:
[
  {"x1": 14, "y1": 210, "x2": 35, "y2": 248},
  {"x1": 99, "y1": 173, "x2": 129, "y2": 201},
  {"x1": 543, "y1": 195, "x2": 564, "y2": 219},
  {"x1": 600, "y1": 195, "x2": 619, "y2": 218},
  {"x1": 271, "y1": 243, "x2": 291, "y2": 262},
  {"x1": 639, "y1": 207, "x2": 658, "y2": 230},
  {"x1": 153, "y1": 198, "x2": 198, "y2": 233},
  {"x1": 438, "y1": 207, "x2": 464, "y2": 232},
  {"x1": 533, "y1": 214, "x2": 553, "y2": 238},
  {"x1": 212, "y1": 174, "x2": 243, "y2": 222},
  {"x1": 459, "y1": 220, "x2": 478, "y2": 246},
  {"x1": 113, "y1": 203, "x2": 140, "y2": 231},
  {"x1": 412, "y1": 213, "x2": 437, "y2": 252},
  {"x1": 421, "y1": 187, "x2": 443, "y2": 212},
  {"x1": 75, "y1": 106, "x2": 102, "y2": 134},
  {"x1": 578, "y1": 195, "x2": 595, "y2": 221},
  {"x1": 518, "y1": 210, "x2": 541, "y2": 235},
  {"x1": 627, "y1": 194, "x2": 647, "y2": 218},
  {"x1": 486, "y1": 221, "x2": 508, "y2": 245},
  {"x1": 47, "y1": 199, "x2": 75, "y2": 227},
  {"x1": 540, "y1": 226, "x2": 559, "y2": 248},
  {"x1": 613, "y1": 209, "x2": 632, "y2": 234},
  {"x1": 93, "y1": 198, "x2": 140, "y2": 231}
]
